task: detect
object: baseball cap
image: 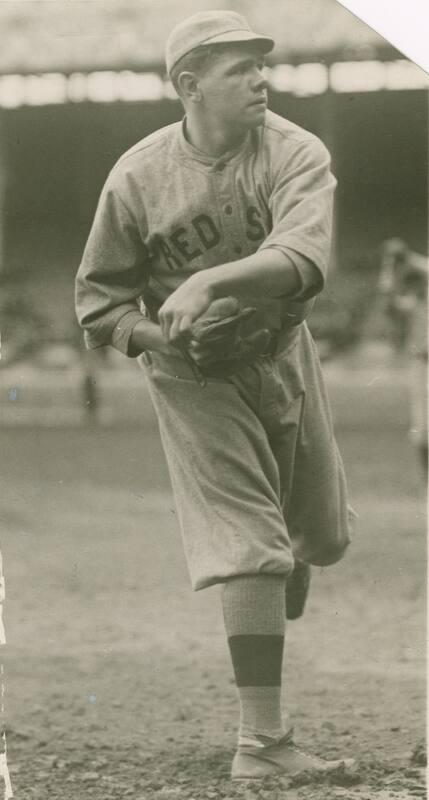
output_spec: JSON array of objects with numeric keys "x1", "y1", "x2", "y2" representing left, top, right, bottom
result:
[{"x1": 166, "y1": 10, "x2": 275, "y2": 75}]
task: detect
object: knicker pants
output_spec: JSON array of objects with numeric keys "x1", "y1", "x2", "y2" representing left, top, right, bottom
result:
[{"x1": 140, "y1": 322, "x2": 355, "y2": 590}]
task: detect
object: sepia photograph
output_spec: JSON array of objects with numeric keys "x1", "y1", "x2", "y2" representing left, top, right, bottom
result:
[{"x1": 0, "y1": 1, "x2": 427, "y2": 798}]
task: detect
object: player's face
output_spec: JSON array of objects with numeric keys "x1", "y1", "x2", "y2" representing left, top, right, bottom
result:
[{"x1": 197, "y1": 44, "x2": 269, "y2": 130}]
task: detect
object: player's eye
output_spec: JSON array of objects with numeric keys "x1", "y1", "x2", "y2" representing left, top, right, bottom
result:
[{"x1": 228, "y1": 61, "x2": 251, "y2": 75}]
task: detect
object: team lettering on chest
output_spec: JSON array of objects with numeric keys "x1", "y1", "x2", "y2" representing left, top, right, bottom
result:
[{"x1": 151, "y1": 205, "x2": 268, "y2": 270}]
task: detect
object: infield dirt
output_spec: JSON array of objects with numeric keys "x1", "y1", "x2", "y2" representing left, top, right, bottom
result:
[{"x1": 1, "y1": 365, "x2": 426, "y2": 799}]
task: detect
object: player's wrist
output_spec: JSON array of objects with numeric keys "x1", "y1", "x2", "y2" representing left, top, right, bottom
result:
[
  {"x1": 202, "y1": 266, "x2": 230, "y2": 301},
  {"x1": 189, "y1": 269, "x2": 216, "y2": 303},
  {"x1": 130, "y1": 319, "x2": 171, "y2": 354}
]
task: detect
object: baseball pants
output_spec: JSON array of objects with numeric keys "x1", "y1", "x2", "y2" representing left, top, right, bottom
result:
[{"x1": 139, "y1": 322, "x2": 354, "y2": 591}]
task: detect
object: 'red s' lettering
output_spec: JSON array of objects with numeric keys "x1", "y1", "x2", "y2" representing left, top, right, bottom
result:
[
  {"x1": 192, "y1": 215, "x2": 221, "y2": 250},
  {"x1": 159, "y1": 239, "x2": 182, "y2": 270},
  {"x1": 246, "y1": 206, "x2": 265, "y2": 242},
  {"x1": 169, "y1": 227, "x2": 202, "y2": 263}
]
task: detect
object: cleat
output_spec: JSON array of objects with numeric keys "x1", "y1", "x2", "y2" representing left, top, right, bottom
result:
[
  {"x1": 286, "y1": 560, "x2": 311, "y2": 620},
  {"x1": 231, "y1": 729, "x2": 355, "y2": 780}
]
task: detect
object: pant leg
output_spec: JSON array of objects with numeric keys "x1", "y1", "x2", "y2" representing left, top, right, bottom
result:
[
  {"x1": 257, "y1": 325, "x2": 355, "y2": 567},
  {"x1": 139, "y1": 350, "x2": 294, "y2": 590}
]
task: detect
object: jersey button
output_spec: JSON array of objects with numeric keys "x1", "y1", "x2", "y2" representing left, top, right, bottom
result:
[
  {"x1": 224, "y1": 204, "x2": 233, "y2": 215},
  {"x1": 234, "y1": 245, "x2": 243, "y2": 255}
]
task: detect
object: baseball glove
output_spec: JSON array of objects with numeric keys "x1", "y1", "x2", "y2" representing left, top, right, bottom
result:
[{"x1": 176, "y1": 297, "x2": 272, "y2": 386}]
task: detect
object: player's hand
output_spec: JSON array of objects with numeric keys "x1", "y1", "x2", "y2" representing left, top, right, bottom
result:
[
  {"x1": 158, "y1": 273, "x2": 214, "y2": 342},
  {"x1": 171, "y1": 297, "x2": 272, "y2": 382}
]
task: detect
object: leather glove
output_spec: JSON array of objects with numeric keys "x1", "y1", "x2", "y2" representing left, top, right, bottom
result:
[{"x1": 176, "y1": 297, "x2": 271, "y2": 385}]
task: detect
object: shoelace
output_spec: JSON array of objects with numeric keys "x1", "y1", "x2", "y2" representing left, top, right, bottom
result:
[
  {"x1": 239, "y1": 728, "x2": 294, "y2": 751},
  {"x1": 285, "y1": 742, "x2": 324, "y2": 765}
]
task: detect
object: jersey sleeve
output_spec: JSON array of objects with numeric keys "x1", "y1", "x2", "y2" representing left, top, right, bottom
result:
[
  {"x1": 259, "y1": 134, "x2": 337, "y2": 297},
  {"x1": 75, "y1": 175, "x2": 149, "y2": 354}
]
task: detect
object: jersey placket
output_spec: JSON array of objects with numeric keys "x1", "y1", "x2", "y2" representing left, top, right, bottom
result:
[{"x1": 211, "y1": 162, "x2": 244, "y2": 260}]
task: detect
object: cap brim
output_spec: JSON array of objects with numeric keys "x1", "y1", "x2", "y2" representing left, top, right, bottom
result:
[{"x1": 204, "y1": 30, "x2": 274, "y2": 54}]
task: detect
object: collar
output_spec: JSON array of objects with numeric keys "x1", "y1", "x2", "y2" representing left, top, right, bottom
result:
[{"x1": 177, "y1": 116, "x2": 255, "y2": 171}]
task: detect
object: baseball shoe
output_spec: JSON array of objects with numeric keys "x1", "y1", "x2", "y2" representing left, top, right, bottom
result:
[
  {"x1": 286, "y1": 559, "x2": 311, "y2": 620},
  {"x1": 231, "y1": 729, "x2": 355, "y2": 781}
]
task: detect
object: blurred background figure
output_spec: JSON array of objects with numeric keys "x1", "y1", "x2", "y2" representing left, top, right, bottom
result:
[
  {"x1": 0, "y1": 279, "x2": 50, "y2": 366},
  {"x1": 0, "y1": 275, "x2": 106, "y2": 425},
  {"x1": 378, "y1": 238, "x2": 428, "y2": 477}
]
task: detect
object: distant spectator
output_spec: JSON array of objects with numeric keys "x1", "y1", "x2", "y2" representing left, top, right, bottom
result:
[
  {"x1": 0, "y1": 285, "x2": 49, "y2": 366},
  {"x1": 378, "y1": 238, "x2": 428, "y2": 477}
]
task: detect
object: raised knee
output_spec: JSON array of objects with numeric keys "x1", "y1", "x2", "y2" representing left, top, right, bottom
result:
[{"x1": 308, "y1": 535, "x2": 351, "y2": 567}]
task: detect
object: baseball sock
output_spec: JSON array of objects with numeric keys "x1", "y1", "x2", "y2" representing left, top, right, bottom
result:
[{"x1": 222, "y1": 573, "x2": 288, "y2": 747}]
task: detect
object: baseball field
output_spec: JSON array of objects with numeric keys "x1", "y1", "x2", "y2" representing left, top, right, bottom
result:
[{"x1": 1, "y1": 354, "x2": 426, "y2": 800}]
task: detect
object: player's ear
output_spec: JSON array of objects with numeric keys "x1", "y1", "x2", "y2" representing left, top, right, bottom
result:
[{"x1": 177, "y1": 71, "x2": 202, "y2": 103}]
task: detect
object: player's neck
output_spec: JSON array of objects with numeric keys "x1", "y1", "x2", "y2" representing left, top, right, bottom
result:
[{"x1": 184, "y1": 114, "x2": 248, "y2": 158}]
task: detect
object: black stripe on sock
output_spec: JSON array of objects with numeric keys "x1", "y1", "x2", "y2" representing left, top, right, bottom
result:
[{"x1": 227, "y1": 634, "x2": 284, "y2": 687}]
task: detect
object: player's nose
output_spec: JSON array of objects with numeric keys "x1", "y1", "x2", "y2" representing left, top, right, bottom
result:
[{"x1": 251, "y1": 68, "x2": 269, "y2": 92}]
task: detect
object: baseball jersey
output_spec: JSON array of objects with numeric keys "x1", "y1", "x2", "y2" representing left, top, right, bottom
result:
[{"x1": 75, "y1": 110, "x2": 336, "y2": 354}]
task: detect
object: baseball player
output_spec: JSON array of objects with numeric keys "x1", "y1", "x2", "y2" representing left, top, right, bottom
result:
[{"x1": 75, "y1": 11, "x2": 355, "y2": 781}]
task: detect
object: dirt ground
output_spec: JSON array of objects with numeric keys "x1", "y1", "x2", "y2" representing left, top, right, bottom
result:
[{"x1": 0, "y1": 368, "x2": 426, "y2": 799}]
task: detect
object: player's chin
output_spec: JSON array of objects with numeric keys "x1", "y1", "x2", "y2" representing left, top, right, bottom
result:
[{"x1": 244, "y1": 102, "x2": 267, "y2": 125}]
